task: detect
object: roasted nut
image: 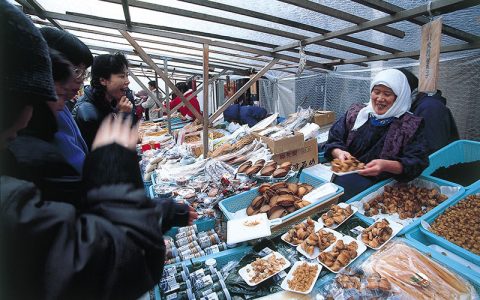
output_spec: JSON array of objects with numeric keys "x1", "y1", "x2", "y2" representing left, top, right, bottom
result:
[
  {"x1": 246, "y1": 205, "x2": 258, "y2": 216},
  {"x1": 280, "y1": 161, "x2": 292, "y2": 171},
  {"x1": 265, "y1": 161, "x2": 277, "y2": 168},
  {"x1": 271, "y1": 182, "x2": 288, "y2": 190},
  {"x1": 260, "y1": 165, "x2": 276, "y2": 176},
  {"x1": 238, "y1": 162, "x2": 251, "y2": 173},
  {"x1": 251, "y1": 195, "x2": 265, "y2": 210},
  {"x1": 246, "y1": 165, "x2": 262, "y2": 176},
  {"x1": 258, "y1": 183, "x2": 271, "y2": 194},
  {"x1": 268, "y1": 206, "x2": 286, "y2": 219},
  {"x1": 273, "y1": 168, "x2": 288, "y2": 178}
]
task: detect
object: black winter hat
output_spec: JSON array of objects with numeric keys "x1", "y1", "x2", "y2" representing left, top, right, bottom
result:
[
  {"x1": 0, "y1": 0, "x2": 57, "y2": 104},
  {"x1": 40, "y1": 27, "x2": 93, "y2": 68},
  {"x1": 397, "y1": 68, "x2": 419, "y2": 92}
]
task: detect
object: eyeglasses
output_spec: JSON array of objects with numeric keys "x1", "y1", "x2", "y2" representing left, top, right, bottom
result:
[{"x1": 73, "y1": 67, "x2": 87, "y2": 80}]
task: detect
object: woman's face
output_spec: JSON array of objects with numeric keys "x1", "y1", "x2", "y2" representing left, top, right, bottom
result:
[
  {"x1": 101, "y1": 67, "x2": 130, "y2": 102},
  {"x1": 371, "y1": 84, "x2": 397, "y2": 115}
]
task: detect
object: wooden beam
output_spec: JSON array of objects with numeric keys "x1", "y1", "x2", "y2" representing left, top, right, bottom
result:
[
  {"x1": 121, "y1": 0, "x2": 132, "y2": 28},
  {"x1": 27, "y1": 10, "x2": 333, "y2": 70},
  {"x1": 277, "y1": 0, "x2": 404, "y2": 38},
  {"x1": 119, "y1": 30, "x2": 204, "y2": 121},
  {"x1": 24, "y1": 0, "x2": 63, "y2": 30},
  {"x1": 209, "y1": 58, "x2": 279, "y2": 123},
  {"x1": 350, "y1": 0, "x2": 480, "y2": 43},
  {"x1": 170, "y1": 69, "x2": 228, "y2": 114},
  {"x1": 102, "y1": 0, "x2": 377, "y2": 57},
  {"x1": 177, "y1": 0, "x2": 400, "y2": 54},
  {"x1": 326, "y1": 41, "x2": 480, "y2": 66},
  {"x1": 203, "y1": 44, "x2": 209, "y2": 158},
  {"x1": 274, "y1": 0, "x2": 480, "y2": 53}
]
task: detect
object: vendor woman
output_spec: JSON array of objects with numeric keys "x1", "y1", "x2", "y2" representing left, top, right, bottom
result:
[{"x1": 324, "y1": 69, "x2": 429, "y2": 201}]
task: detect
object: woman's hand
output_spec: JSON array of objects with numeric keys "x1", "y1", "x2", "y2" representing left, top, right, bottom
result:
[
  {"x1": 358, "y1": 159, "x2": 403, "y2": 177},
  {"x1": 117, "y1": 96, "x2": 133, "y2": 113},
  {"x1": 187, "y1": 206, "x2": 198, "y2": 225},
  {"x1": 92, "y1": 116, "x2": 138, "y2": 150},
  {"x1": 332, "y1": 148, "x2": 352, "y2": 161}
]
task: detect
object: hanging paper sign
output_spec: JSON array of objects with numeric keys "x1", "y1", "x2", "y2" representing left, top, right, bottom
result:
[{"x1": 419, "y1": 18, "x2": 443, "y2": 93}]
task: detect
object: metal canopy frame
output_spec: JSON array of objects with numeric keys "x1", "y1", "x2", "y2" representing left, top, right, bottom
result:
[{"x1": 17, "y1": 0, "x2": 480, "y2": 152}]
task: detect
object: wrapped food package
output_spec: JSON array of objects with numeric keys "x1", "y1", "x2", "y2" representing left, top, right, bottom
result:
[{"x1": 361, "y1": 241, "x2": 477, "y2": 300}]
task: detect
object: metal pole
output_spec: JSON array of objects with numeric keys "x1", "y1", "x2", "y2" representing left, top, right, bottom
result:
[
  {"x1": 163, "y1": 60, "x2": 171, "y2": 134},
  {"x1": 203, "y1": 43, "x2": 209, "y2": 158}
]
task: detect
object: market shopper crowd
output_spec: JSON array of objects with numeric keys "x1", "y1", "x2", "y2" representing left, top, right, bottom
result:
[{"x1": 0, "y1": 2, "x2": 197, "y2": 300}]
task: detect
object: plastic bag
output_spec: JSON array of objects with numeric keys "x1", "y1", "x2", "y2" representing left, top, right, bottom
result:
[{"x1": 361, "y1": 241, "x2": 478, "y2": 300}]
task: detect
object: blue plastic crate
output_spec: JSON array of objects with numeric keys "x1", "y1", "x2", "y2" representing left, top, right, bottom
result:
[
  {"x1": 219, "y1": 172, "x2": 343, "y2": 222},
  {"x1": 190, "y1": 245, "x2": 253, "y2": 269},
  {"x1": 143, "y1": 180, "x2": 152, "y2": 198},
  {"x1": 416, "y1": 182, "x2": 480, "y2": 268},
  {"x1": 346, "y1": 175, "x2": 465, "y2": 235},
  {"x1": 422, "y1": 140, "x2": 480, "y2": 189},
  {"x1": 405, "y1": 229, "x2": 480, "y2": 289}
]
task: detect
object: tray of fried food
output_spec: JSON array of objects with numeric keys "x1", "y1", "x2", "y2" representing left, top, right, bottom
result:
[
  {"x1": 280, "y1": 261, "x2": 322, "y2": 294},
  {"x1": 360, "y1": 219, "x2": 403, "y2": 250},
  {"x1": 281, "y1": 217, "x2": 321, "y2": 246},
  {"x1": 239, "y1": 251, "x2": 291, "y2": 286},
  {"x1": 363, "y1": 184, "x2": 448, "y2": 220},
  {"x1": 319, "y1": 203, "x2": 357, "y2": 229},
  {"x1": 297, "y1": 227, "x2": 343, "y2": 259},
  {"x1": 330, "y1": 156, "x2": 365, "y2": 175},
  {"x1": 246, "y1": 182, "x2": 314, "y2": 220},
  {"x1": 318, "y1": 236, "x2": 367, "y2": 273}
]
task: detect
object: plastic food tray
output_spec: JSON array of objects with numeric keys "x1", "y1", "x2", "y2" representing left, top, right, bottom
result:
[
  {"x1": 417, "y1": 181, "x2": 480, "y2": 268},
  {"x1": 218, "y1": 173, "x2": 344, "y2": 236},
  {"x1": 404, "y1": 230, "x2": 480, "y2": 289},
  {"x1": 346, "y1": 175, "x2": 465, "y2": 235},
  {"x1": 280, "y1": 261, "x2": 322, "y2": 294},
  {"x1": 422, "y1": 140, "x2": 480, "y2": 190},
  {"x1": 190, "y1": 245, "x2": 253, "y2": 270}
]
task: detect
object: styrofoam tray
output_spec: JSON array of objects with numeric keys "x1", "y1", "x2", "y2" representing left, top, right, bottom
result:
[
  {"x1": 280, "y1": 261, "x2": 322, "y2": 294},
  {"x1": 239, "y1": 252, "x2": 291, "y2": 286},
  {"x1": 281, "y1": 220, "x2": 323, "y2": 247},
  {"x1": 302, "y1": 182, "x2": 339, "y2": 203},
  {"x1": 318, "y1": 203, "x2": 357, "y2": 229},
  {"x1": 317, "y1": 235, "x2": 367, "y2": 274},
  {"x1": 318, "y1": 163, "x2": 363, "y2": 176},
  {"x1": 227, "y1": 213, "x2": 271, "y2": 244},
  {"x1": 357, "y1": 219, "x2": 403, "y2": 250},
  {"x1": 296, "y1": 227, "x2": 343, "y2": 259}
]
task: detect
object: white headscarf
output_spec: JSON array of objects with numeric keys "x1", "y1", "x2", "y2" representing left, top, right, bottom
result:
[{"x1": 352, "y1": 69, "x2": 412, "y2": 131}]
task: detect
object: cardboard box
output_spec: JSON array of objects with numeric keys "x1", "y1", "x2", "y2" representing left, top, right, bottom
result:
[
  {"x1": 272, "y1": 138, "x2": 319, "y2": 171},
  {"x1": 253, "y1": 131, "x2": 305, "y2": 154},
  {"x1": 313, "y1": 111, "x2": 336, "y2": 127}
]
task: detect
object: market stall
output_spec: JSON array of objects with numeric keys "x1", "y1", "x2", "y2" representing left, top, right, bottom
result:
[{"x1": 16, "y1": 0, "x2": 480, "y2": 299}]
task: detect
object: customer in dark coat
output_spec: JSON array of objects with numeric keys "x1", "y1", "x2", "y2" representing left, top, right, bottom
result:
[
  {"x1": 324, "y1": 69, "x2": 429, "y2": 201},
  {"x1": 223, "y1": 103, "x2": 268, "y2": 127},
  {"x1": 397, "y1": 68, "x2": 459, "y2": 153},
  {"x1": 0, "y1": 4, "x2": 197, "y2": 300},
  {"x1": 40, "y1": 27, "x2": 92, "y2": 174},
  {"x1": 73, "y1": 53, "x2": 133, "y2": 149}
]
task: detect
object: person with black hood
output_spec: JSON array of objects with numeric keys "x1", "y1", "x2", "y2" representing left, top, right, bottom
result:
[
  {"x1": 0, "y1": 2, "x2": 197, "y2": 300},
  {"x1": 398, "y1": 68, "x2": 459, "y2": 153},
  {"x1": 73, "y1": 52, "x2": 133, "y2": 149},
  {"x1": 40, "y1": 27, "x2": 92, "y2": 174}
]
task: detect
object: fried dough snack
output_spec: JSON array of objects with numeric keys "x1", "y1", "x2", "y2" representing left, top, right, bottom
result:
[
  {"x1": 331, "y1": 157, "x2": 365, "y2": 173},
  {"x1": 287, "y1": 263, "x2": 319, "y2": 292},
  {"x1": 431, "y1": 195, "x2": 480, "y2": 255},
  {"x1": 363, "y1": 184, "x2": 448, "y2": 219}
]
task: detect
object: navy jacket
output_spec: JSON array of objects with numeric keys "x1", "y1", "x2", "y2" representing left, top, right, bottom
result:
[
  {"x1": 411, "y1": 92, "x2": 459, "y2": 153},
  {"x1": 224, "y1": 104, "x2": 267, "y2": 127}
]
